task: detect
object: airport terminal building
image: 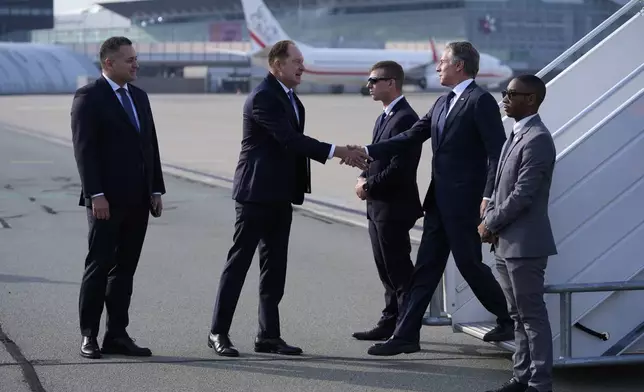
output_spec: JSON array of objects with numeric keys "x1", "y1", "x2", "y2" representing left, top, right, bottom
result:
[
  {"x1": 3, "y1": 0, "x2": 633, "y2": 93},
  {"x1": 28, "y1": 0, "x2": 626, "y2": 68}
]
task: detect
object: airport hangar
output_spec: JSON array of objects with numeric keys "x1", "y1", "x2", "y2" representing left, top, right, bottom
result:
[{"x1": 3, "y1": 0, "x2": 631, "y2": 94}]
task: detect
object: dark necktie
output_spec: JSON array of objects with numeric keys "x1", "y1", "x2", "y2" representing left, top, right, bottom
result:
[
  {"x1": 378, "y1": 112, "x2": 387, "y2": 128},
  {"x1": 372, "y1": 112, "x2": 387, "y2": 142},
  {"x1": 287, "y1": 90, "x2": 300, "y2": 124},
  {"x1": 500, "y1": 130, "x2": 515, "y2": 164},
  {"x1": 117, "y1": 87, "x2": 139, "y2": 132},
  {"x1": 436, "y1": 91, "x2": 455, "y2": 141}
]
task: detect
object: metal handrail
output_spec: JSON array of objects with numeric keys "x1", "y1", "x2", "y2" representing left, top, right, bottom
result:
[
  {"x1": 498, "y1": 0, "x2": 643, "y2": 110},
  {"x1": 556, "y1": 87, "x2": 644, "y2": 161},
  {"x1": 545, "y1": 280, "x2": 644, "y2": 359},
  {"x1": 545, "y1": 280, "x2": 644, "y2": 293},
  {"x1": 551, "y1": 61, "x2": 644, "y2": 140},
  {"x1": 535, "y1": 0, "x2": 642, "y2": 79}
]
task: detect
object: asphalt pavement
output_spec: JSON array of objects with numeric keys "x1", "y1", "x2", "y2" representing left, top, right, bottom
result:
[{"x1": 1, "y1": 104, "x2": 642, "y2": 392}]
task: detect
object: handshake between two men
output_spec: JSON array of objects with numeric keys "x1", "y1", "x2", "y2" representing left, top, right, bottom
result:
[{"x1": 333, "y1": 144, "x2": 372, "y2": 171}]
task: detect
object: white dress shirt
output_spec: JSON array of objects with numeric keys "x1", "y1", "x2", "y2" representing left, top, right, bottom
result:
[
  {"x1": 364, "y1": 95, "x2": 404, "y2": 157},
  {"x1": 512, "y1": 113, "x2": 538, "y2": 136},
  {"x1": 103, "y1": 73, "x2": 140, "y2": 129},
  {"x1": 276, "y1": 79, "x2": 335, "y2": 159},
  {"x1": 382, "y1": 94, "x2": 405, "y2": 117},
  {"x1": 446, "y1": 78, "x2": 474, "y2": 116}
]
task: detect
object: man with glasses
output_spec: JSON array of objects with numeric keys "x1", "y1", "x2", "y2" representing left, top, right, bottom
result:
[
  {"x1": 352, "y1": 61, "x2": 423, "y2": 342},
  {"x1": 480, "y1": 75, "x2": 556, "y2": 392},
  {"x1": 346, "y1": 41, "x2": 514, "y2": 356}
]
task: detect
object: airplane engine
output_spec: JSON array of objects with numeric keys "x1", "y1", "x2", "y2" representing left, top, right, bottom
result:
[{"x1": 419, "y1": 69, "x2": 442, "y2": 90}]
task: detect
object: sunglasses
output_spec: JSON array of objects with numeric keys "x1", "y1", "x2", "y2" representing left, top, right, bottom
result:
[
  {"x1": 367, "y1": 77, "x2": 393, "y2": 84},
  {"x1": 501, "y1": 90, "x2": 534, "y2": 99}
]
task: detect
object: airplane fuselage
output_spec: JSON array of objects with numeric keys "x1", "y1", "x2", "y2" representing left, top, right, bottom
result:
[
  {"x1": 251, "y1": 44, "x2": 511, "y2": 89},
  {"x1": 242, "y1": 0, "x2": 513, "y2": 92}
]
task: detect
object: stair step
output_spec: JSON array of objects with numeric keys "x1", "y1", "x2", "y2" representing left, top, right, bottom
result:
[{"x1": 454, "y1": 322, "x2": 516, "y2": 352}]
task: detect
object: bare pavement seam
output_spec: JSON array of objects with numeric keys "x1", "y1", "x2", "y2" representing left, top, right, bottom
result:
[{"x1": 0, "y1": 323, "x2": 47, "y2": 392}]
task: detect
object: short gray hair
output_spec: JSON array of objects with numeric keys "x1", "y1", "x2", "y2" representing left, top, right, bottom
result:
[{"x1": 445, "y1": 41, "x2": 479, "y2": 78}]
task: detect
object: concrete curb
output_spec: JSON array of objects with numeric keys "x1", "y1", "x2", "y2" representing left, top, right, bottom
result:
[{"x1": 2, "y1": 122, "x2": 423, "y2": 244}]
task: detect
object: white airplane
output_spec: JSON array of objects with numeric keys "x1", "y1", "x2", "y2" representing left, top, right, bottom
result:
[{"x1": 239, "y1": 0, "x2": 513, "y2": 94}]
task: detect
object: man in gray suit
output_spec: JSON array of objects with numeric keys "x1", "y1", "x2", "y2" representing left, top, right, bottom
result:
[{"x1": 479, "y1": 75, "x2": 557, "y2": 392}]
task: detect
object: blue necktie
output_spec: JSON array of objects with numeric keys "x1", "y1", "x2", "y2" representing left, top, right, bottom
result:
[
  {"x1": 287, "y1": 90, "x2": 300, "y2": 124},
  {"x1": 117, "y1": 87, "x2": 139, "y2": 132},
  {"x1": 436, "y1": 91, "x2": 455, "y2": 141}
]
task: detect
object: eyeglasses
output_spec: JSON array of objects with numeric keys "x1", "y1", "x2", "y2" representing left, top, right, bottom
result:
[
  {"x1": 367, "y1": 77, "x2": 393, "y2": 85},
  {"x1": 501, "y1": 90, "x2": 534, "y2": 99}
]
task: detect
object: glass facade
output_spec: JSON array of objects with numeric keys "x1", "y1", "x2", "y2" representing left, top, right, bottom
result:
[
  {"x1": 0, "y1": 0, "x2": 54, "y2": 41},
  {"x1": 464, "y1": 0, "x2": 623, "y2": 70}
]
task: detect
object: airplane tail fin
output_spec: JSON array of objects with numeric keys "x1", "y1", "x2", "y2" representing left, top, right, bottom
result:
[
  {"x1": 241, "y1": 0, "x2": 298, "y2": 51},
  {"x1": 429, "y1": 37, "x2": 439, "y2": 63}
]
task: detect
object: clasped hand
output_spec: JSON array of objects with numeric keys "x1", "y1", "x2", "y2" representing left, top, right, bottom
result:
[
  {"x1": 477, "y1": 221, "x2": 496, "y2": 244},
  {"x1": 334, "y1": 145, "x2": 371, "y2": 170}
]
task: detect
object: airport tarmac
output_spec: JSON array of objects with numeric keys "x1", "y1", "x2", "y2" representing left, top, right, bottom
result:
[
  {"x1": 0, "y1": 91, "x2": 504, "y2": 238},
  {"x1": 1, "y1": 115, "x2": 642, "y2": 392}
]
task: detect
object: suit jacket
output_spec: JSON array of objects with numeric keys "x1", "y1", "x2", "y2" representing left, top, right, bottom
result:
[
  {"x1": 71, "y1": 76, "x2": 166, "y2": 208},
  {"x1": 366, "y1": 81, "x2": 506, "y2": 222},
  {"x1": 484, "y1": 115, "x2": 558, "y2": 259},
  {"x1": 232, "y1": 73, "x2": 332, "y2": 205},
  {"x1": 360, "y1": 97, "x2": 423, "y2": 223}
]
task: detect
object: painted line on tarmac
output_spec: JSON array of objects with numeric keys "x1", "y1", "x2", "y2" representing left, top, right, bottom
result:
[
  {"x1": 161, "y1": 164, "x2": 423, "y2": 244},
  {"x1": 0, "y1": 121, "x2": 423, "y2": 243},
  {"x1": 0, "y1": 323, "x2": 47, "y2": 392}
]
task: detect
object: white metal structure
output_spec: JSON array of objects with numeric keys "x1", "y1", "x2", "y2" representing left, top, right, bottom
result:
[
  {"x1": 237, "y1": 0, "x2": 513, "y2": 92},
  {"x1": 0, "y1": 43, "x2": 98, "y2": 95},
  {"x1": 440, "y1": 0, "x2": 644, "y2": 366}
]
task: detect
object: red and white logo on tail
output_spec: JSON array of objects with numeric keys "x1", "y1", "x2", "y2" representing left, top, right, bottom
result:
[{"x1": 241, "y1": 0, "x2": 310, "y2": 52}]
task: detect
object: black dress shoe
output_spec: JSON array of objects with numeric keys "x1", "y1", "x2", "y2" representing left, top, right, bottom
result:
[
  {"x1": 207, "y1": 333, "x2": 239, "y2": 357},
  {"x1": 101, "y1": 336, "x2": 152, "y2": 357},
  {"x1": 352, "y1": 326, "x2": 394, "y2": 341},
  {"x1": 485, "y1": 378, "x2": 528, "y2": 392},
  {"x1": 366, "y1": 337, "x2": 420, "y2": 356},
  {"x1": 483, "y1": 323, "x2": 514, "y2": 342},
  {"x1": 254, "y1": 337, "x2": 302, "y2": 355},
  {"x1": 80, "y1": 336, "x2": 101, "y2": 359}
]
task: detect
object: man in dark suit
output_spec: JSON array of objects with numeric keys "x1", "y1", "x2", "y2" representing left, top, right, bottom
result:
[
  {"x1": 71, "y1": 36, "x2": 165, "y2": 359},
  {"x1": 352, "y1": 61, "x2": 423, "y2": 341},
  {"x1": 350, "y1": 41, "x2": 514, "y2": 356},
  {"x1": 207, "y1": 40, "x2": 367, "y2": 357},
  {"x1": 480, "y1": 75, "x2": 556, "y2": 392}
]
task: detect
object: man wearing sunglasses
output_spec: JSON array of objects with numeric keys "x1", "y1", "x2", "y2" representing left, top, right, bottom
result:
[
  {"x1": 352, "y1": 61, "x2": 423, "y2": 342},
  {"x1": 480, "y1": 75, "x2": 556, "y2": 392},
  {"x1": 353, "y1": 41, "x2": 514, "y2": 356}
]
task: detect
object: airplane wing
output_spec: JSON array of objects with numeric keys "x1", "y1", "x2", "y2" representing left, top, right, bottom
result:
[{"x1": 206, "y1": 48, "x2": 251, "y2": 58}]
